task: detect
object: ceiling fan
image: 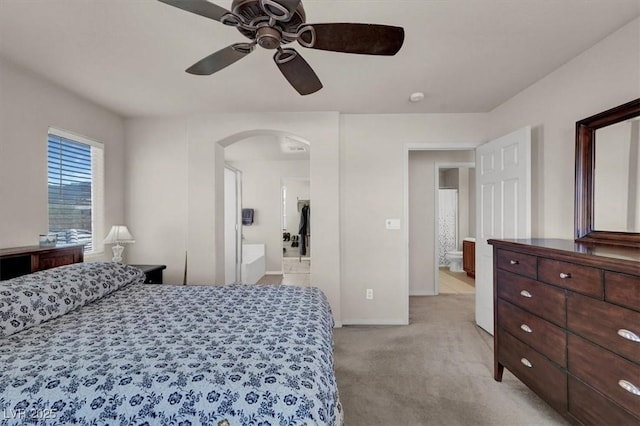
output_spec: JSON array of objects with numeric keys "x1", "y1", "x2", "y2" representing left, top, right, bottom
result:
[{"x1": 158, "y1": 0, "x2": 405, "y2": 95}]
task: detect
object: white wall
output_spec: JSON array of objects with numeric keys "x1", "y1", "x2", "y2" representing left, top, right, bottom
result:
[
  {"x1": 340, "y1": 114, "x2": 487, "y2": 324},
  {"x1": 408, "y1": 151, "x2": 476, "y2": 296},
  {"x1": 125, "y1": 113, "x2": 342, "y2": 321},
  {"x1": 488, "y1": 18, "x2": 640, "y2": 239},
  {"x1": 0, "y1": 57, "x2": 125, "y2": 260},
  {"x1": 229, "y1": 159, "x2": 309, "y2": 272}
]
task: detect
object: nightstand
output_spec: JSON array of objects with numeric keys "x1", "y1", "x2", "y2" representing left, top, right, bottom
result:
[{"x1": 130, "y1": 264, "x2": 166, "y2": 284}]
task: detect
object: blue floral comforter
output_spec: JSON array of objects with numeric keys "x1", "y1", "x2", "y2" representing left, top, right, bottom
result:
[{"x1": 0, "y1": 265, "x2": 341, "y2": 425}]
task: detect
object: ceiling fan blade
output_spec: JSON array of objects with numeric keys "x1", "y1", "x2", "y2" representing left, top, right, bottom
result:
[
  {"x1": 275, "y1": 0, "x2": 301, "y2": 12},
  {"x1": 260, "y1": 0, "x2": 301, "y2": 21},
  {"x1": 157, "y1": 0, "x2": 233, "y2": 23},
  {"x1": 300, "y1": 23, "x2": 404, "y2": 55},
  {"x1": 274, "y1": 48, "x2": 323, "y2": 96},
  {"x1": 186, "y1": 43, "x2": 255, "y2": 75}
]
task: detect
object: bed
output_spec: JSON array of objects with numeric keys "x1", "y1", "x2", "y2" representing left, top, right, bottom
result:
[{"x1": 0, "y1": 262, "x2": 342, "y2": 425}]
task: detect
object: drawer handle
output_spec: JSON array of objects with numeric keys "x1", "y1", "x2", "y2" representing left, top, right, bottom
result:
[
  {"x1": 520, "y1": 324, "x2": 533, "y2": 333},
  {"x1": 520, "y1": 290, "x2": 532, "y2": 298},
  {"x1": 617, "y1": 329, "x2": 640, "y2": 343},
  {"x1": 520, "y1": 358, "x2": 533, "y2": 368},
  {"x1": 509, "y1": 260, "x2": 519, "y2": 265},
  {"x1": 559, "y1": 272, "x2": 571, "y2": 279},
  {"x1": 618, "y1": 380, "x2": 640, "y2": 396}
]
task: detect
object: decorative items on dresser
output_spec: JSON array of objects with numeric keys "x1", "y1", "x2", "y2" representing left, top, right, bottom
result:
[
  {"x1": 0, "y1": 244, "x2": 84, "y2": 280},
  {"x1": 489, "y1": 238, "x2": 640, "y2": 425}
]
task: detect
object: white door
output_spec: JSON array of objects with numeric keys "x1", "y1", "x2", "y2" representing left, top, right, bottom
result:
[
  {"x1": 224, "y1": 167, "x2": 242, "y2": 284},
  {"x1": 475, "y1": 127, "x2": 531, "y2": 334}
]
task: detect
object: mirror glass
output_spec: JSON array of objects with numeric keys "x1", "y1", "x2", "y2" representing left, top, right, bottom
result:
[{"x1": 593, "y1": 119, "x2": 640, "y2": 232}]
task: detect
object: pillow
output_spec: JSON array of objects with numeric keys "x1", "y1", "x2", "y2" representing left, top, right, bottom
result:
[{"x1": 0, "y1": 262, "x2": 145, "y2": 338}]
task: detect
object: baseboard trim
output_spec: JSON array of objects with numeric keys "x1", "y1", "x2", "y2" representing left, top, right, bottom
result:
[
  {"x1": 410, "y1": 291, "x2": 436, "y2": 296},
  {"x1": 333, "y1": 321, "x2": 343, "y2": 328},
  {"x1": 265, "y1": 270, "x2": 283, "y2": 275},
  {"x1": 342, "y1": 319, "x2": 408, "y2": 326}
]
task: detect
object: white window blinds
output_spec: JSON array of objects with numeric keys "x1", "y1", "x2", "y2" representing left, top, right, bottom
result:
[{"x1": 47, "y1": 128, "x2": 104, "y2": 255}]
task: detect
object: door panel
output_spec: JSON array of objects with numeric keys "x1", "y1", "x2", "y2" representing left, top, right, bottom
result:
[
  {"x1": 503, "y1": 179, "x2": 519, "y2": 236},
  {"x1": 476, "y1": 127, "x2": 531, "y2": 334},
  {"x1": 481, "y1": 183, "x2": 496, "y2": 237}
]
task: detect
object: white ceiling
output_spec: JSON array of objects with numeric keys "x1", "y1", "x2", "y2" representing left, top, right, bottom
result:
[
  {"x1": 225, "y1": 134, "x2": 310, "y2": 161},
  {"x1": 1, "y1": 0, "x2": 638, "y2": 118}
]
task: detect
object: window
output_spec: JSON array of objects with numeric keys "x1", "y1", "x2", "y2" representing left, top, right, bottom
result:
[{"x1": 47, "y1": 128, "x2": 104, "y2": 255}]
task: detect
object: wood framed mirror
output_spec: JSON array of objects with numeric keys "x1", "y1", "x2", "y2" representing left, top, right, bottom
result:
[{"x1": 575, "y1": 98, "x2": 640, "y2": 248}]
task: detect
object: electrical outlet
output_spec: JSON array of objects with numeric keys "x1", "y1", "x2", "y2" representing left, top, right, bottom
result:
[{"x1": 366, "y1": 288, "x2": 374, "y2": 300}]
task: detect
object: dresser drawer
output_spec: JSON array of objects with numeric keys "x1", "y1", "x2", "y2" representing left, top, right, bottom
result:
[
  {"x1": 497, "y1": 300, "x2": 566, "y2": 367},
  {"x1": 606, "y1": 271, "x2": 640, "y2": 313},
  {"x1": 538, "y1": 258, "x2": 603, "y2": 298},
  {"x1": 569, "y1": 375, "x2": 640, "y2": 425},
  {"x1": 496, "y1": 269, "x2": 566, "y2": 327},
  {"x1": 496, "y1": 249, "x2": 537, "y2": 279},
  {"x1": 37, "y1": 253, "x2": 76, "y2": 270},
  {"x1": 568, "y1": 292, "x2": 640, "y2": 364},
  {"x1": 499, "y1": 331, "x2": 567, "y2": 412},
  {"x1": 568, "y1": 334, "x2": 640, "y2": 418}
]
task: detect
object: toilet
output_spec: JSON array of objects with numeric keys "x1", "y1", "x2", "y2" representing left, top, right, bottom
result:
[{"x1": 445, "y1": 250, "x2": 463, "y2": 272}]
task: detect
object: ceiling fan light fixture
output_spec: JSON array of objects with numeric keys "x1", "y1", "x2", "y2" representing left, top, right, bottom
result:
[
  {"x1": 159, "y1": 0, "x2": 405, "y2": 95},
  {"x1": 409, "y1": 92, "x2": 425, "y2": 103}
]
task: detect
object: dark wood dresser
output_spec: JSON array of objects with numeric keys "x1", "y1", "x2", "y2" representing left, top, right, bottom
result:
[
  {"x1": 0, "y1": 245, "x2": 84, "y2": 280},
  {"x1": 489, "y1": 239, "x2": 640, "y2": 425}
]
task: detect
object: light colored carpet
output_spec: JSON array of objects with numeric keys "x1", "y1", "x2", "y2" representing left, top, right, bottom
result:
[{"x1": 333, "y1": 295, "x2": 570, "y2": 426}]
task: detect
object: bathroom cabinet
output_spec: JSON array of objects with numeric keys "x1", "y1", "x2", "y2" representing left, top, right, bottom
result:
[{"x1": 462, "y1": 239, "x2": 475, "y2": 278}]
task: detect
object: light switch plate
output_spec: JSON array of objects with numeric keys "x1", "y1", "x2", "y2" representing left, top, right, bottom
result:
[{"x1": 385, "y1": 219, "x2": 401, "y2": 230}]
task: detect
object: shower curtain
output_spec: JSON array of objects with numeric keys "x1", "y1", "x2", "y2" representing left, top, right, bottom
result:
[{"x1": 438, "y1": 189, "x2": 458, "y2": 266}]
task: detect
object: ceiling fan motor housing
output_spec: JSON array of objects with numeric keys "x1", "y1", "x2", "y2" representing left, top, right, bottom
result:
[
  {"x1": 256, "y1": 26, "x2": 281, "y2": 49},
  {"x1": 232, "y1": 0, "x2": 306, "y2": 44}
]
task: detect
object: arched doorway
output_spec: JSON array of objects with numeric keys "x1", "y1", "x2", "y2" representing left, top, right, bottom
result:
[{"x1": 219, "y1": 130, "x2": 311, "y2": 285}]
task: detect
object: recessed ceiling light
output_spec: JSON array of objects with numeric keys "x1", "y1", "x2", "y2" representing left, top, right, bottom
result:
[{"x1": 409, "y1": 92, "x2": 425, "y2": 103}]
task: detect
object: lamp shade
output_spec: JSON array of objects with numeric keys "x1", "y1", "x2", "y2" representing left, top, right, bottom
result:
[{"x1": 104, "y1": 225, "x2": 135, "y2": 244}]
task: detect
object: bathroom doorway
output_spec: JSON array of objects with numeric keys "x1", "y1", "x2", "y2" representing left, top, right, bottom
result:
[
  {"x1": 434, "y1": 162, "x2": 476, "y2": 295},
  {"x1": 223, "y1": 133, "x2": 310, "y2": 285},
  {"x1": 408, "y1": 150, "x2": 475, "y2": 298}
]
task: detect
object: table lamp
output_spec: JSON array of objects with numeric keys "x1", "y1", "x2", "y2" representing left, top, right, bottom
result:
[{"x1": 104, "y1": 225, "x2": 135, "y2": 262}]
